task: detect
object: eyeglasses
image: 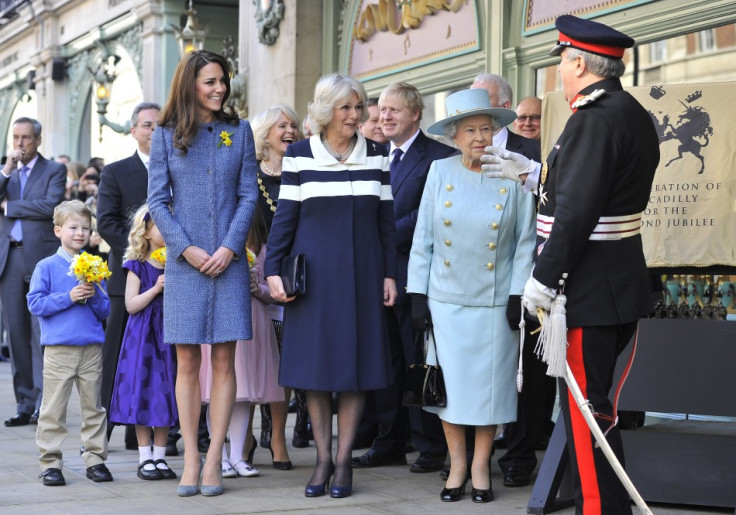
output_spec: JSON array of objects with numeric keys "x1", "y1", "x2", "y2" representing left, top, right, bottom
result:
[{"x1": 517, "y1": 115, "x2": 541, "y2": 122}]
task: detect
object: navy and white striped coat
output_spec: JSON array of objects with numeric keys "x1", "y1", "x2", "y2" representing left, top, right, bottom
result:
[{"x1": 264, "y1": 134, "x2": 397, "y2": 391}]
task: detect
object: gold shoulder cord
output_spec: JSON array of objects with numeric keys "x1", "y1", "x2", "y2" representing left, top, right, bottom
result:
[{"x1": 258, "y1": 176, "x2": 277, "y2": 213}]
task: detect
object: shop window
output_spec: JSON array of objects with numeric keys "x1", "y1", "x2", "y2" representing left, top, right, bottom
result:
[
  {"x1": 649, "y1": 40, "x2": 667, "y2": 63},
  {"x1": 698, "y1": 29, "x2": 715, "y2": 52}
]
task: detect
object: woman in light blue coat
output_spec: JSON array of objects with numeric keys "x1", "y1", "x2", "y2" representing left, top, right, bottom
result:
[
  {"x1": 148, "y1": 50, "x2": 257, "y2": 497},
  {"x1": 406, "y1": 89, "x2": 535, "y2": 503}
]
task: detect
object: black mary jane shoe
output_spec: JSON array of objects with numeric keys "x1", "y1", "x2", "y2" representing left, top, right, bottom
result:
[
  {"x1": 154, "y1": 459, "x2": 178, "y2": 479},
  {"x1": 440, "y1": 478, "x2": 468, "y2": 502},
  {"x1": 137, "y1": 460, "x2": 163, "y2": 480},
  {"x1": 471, "y1": 486, "x2": 494, "y2": 503}
]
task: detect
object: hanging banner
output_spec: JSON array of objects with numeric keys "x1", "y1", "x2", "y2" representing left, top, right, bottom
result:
[{"x1": 541, "y1": 82, "x2": 736, "y2": 268}]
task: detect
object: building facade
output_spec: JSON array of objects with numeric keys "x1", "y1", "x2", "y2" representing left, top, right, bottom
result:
[{"x1": 1, "y1": 0, "x2": 736, "y2": 163}]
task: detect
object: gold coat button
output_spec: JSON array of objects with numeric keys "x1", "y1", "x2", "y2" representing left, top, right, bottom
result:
[
  {"x1": 500, "y1": 187, "x2": 508, "y2": 194},
  {"x1": 488, "y1": 242, "x2": 496, "y2": 250},
  {"x1": 445, "y1": 200, "x2": 452, "y2": 208},
  {"x1": 444, "y1": 240, "x2": 451, "y2": 246},
  {"x1": 444, "y1": 259, "x2": 451, "y2": 267},
  {"x1": 444, "y1": 219, "x2": 451, "y2": 226},
  {"x1": 486, "y1": 262, "x2": 495, "y2": 270},
  {"x1": 446, "y1": 184, "x2": 454, "y2": 191},
  {"x1": 495, "y1": 204, "x2": 503, "y2": 211},
  {"x1": 490, "y1": 222, "x2": 499, "y2": 230}
]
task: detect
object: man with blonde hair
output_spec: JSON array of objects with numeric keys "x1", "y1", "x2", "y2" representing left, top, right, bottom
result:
[{"x1": 352, "y1": 82, "x2": 454, "y2": 473}]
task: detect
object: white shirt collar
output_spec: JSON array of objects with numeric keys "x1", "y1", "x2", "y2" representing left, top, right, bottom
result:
[
  {"x1": 493, "y1": 126, "x2": 509, "y2": 149},
  {"x1": 137, "y1": 149, "x2": 150, "y2": 169},
  {"x1": 389, "y1": 128, "x2": 421, "y2": 158},
  {"x1": 56, "y1": 246, "x2": 76, "y2": 264}
]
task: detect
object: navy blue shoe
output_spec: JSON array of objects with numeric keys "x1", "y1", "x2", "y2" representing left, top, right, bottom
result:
[
  {"x1": 330, "y1": 466, "x2": 353, "y2": 498},
  {"x1": 305, "y1": 462, "x2": 334, "y2": 497}
]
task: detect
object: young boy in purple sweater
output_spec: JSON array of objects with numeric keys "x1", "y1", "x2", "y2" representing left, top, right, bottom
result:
[{"x1": 27, "y1": 200, "x2": 112, "y2": 486}]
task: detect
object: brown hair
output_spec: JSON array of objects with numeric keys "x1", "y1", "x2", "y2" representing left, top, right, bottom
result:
[
  {"x1": 158, "y1": 50, "x2": 239, "y2": 154},
  {"x1": 246, "y1": 207, "x2": 269, "y2": 255}
]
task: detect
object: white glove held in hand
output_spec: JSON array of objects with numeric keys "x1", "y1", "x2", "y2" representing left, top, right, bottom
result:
[
  {"x1": 481, "y1": 145, "x2": 534, "y2": 182},
  {"x1": 522, "y1": 276, "x2": 555, "y2": 317}
]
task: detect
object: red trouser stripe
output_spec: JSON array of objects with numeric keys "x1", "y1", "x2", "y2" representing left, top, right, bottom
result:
[{"x1": 567, "y1": 327, "x2": 602, "y2": 515}]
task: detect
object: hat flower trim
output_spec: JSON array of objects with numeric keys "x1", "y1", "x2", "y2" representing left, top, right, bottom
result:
[{"x1": 571, "y1": 89, "x2": 605, "y2": 109}]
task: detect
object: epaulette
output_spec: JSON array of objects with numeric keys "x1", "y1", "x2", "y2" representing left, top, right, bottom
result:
[{"x1": 570, "y1": 89, "x2": 606, "y2": 111}]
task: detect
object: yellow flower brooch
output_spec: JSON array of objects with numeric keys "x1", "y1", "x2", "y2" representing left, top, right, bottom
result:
[{"x1": 218, "y1": 130, "x2": 233, "y2": 148}]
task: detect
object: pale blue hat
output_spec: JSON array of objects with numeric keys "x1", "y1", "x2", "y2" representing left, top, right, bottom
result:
[{"x1": 427, "y1": 88, "x2": 517, "y2": 136}]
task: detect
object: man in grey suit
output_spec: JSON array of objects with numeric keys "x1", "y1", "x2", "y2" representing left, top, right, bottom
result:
[
  {"x1": 0, "y1": 117, "x2": 66, "y2": 426},
  {"x1": 97, "y1": 102, "x2": 159, "y2": 446}
]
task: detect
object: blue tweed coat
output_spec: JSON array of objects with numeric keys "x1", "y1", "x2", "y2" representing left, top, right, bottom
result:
[{"x1": 148, "y1": 119, "x2": 258, "y2": 344}]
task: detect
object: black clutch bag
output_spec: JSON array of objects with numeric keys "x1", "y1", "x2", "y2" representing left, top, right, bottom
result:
[
  {"x1": 402, "y1": 321, "x2": 446, "y2": 408},
  {"x1": 280, "y1": 254, "x2": 306, "y2": 296}
]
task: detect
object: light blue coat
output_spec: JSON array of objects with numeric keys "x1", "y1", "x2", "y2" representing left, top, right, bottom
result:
[
  {"x1": 148, "y1": 119, "x2": 258, "y2": 344},
  {"x1": 407, "y1": 155, "x2": 536, "y2": 306}
]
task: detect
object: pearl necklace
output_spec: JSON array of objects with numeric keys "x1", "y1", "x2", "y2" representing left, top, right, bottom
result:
[
  {"x1": 322, "y1": 135, "x2": 356, "y2": 162},
  {"x1": 261, "y1": 160, "x2": 281, "y2": 177}
]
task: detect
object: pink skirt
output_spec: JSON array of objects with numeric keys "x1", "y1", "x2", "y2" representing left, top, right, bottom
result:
[{"x1": 200, "y1": 296, "x2": 284, "y2": 404}]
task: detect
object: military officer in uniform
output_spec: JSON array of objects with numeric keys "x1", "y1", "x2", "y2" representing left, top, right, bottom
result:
[{"x1": 484, "y1": 15, "x2": 660, "y2": 514}]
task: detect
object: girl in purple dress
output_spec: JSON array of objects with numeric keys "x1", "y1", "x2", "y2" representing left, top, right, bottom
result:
[{"x1": 109, "y1": 204, "x2": 178, "y2": 480}]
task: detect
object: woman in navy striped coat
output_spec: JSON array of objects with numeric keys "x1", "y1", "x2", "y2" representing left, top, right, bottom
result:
[{"x1": 265, "y1": 74, "x2": 397, "y2": 499}]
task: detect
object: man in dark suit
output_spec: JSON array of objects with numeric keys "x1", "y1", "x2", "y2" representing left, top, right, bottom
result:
[
  {"x1": 352, "y1": 82, "x2": 454, "y2": 473},
  {"x1": 0, "y1": 117, "x2": 66, "y2": 426},
  {"x1": 97, "y1": 102, "x2": 159, "y2": 444},
  {"x1": 472, "y1": 74, "x2": 556, "y2": 488}
]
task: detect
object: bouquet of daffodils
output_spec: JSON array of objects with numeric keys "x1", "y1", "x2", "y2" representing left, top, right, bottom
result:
[
  {"x1": 67, "y1": 252, "x2": 112, "y2": 301},
  {"x1": 246, "y1": 248, "x2": 257, "y2": 267},
  {"x1": 151, "y1": 247, "x2": 166, "y2": 265}
]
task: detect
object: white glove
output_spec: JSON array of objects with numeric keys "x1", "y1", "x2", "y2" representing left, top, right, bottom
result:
[
  {"x1": 522, "y1": 276, "x2": 555, "y2": 318},
  {"x1": 481, "y1": 145, "x2": 534, "y2": 182}
]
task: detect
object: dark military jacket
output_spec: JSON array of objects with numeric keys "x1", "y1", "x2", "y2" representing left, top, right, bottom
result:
[{"x1": 534, "y1": 78, "x2": 660, "y2": 326}]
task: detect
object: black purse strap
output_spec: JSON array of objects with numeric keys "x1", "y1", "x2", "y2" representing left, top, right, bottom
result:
[{"x1": 412, "y1": 320, "x2": 440, "y2": 367}]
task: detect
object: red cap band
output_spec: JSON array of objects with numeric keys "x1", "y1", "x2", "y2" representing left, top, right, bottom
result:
[{"x1": 558, "y1": 32, "x2": 626, "y2": 59}]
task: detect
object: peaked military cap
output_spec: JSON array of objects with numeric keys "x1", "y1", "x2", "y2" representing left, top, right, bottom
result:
[{"x1": 550, "y1": 15, "x2": 634, "y2": 59}]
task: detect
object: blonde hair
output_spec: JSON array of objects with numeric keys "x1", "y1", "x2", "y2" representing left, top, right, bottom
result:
[
  {"x1": 250, "y1": 104, "x2": 302, "y2": 161},
  {"x1": 379, "y1": 82, "x2": 425, "y2": 120},
  {"x1": 123, "y1": 204, "x2": 155, "y2": 262},
  {"x1": 307, "y1": 74, "x2": 368, "y2": 135},
  {"x1": 53, "y1": 200, "x2": 92, "y2": 226}
]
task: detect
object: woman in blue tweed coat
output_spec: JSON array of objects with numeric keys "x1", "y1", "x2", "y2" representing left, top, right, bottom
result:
[
  {"x1": 265, "y1": 74, "x2": 398, "y2": 499},
  {"x1": 148, "y1": 50, "x2": 257, "y2": 497}
]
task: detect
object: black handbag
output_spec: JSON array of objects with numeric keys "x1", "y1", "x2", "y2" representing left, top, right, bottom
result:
[
  {"x1": 402, "y1": 321, "x2": 446, "y2": 408},
  {"x1": 280, "y1": 254, "x2": 306, "y2": 296}
]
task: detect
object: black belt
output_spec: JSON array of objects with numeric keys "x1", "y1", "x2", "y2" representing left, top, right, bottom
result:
[{"x1": 9, "y1": 241, "x2": 22, "y2": 248}]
